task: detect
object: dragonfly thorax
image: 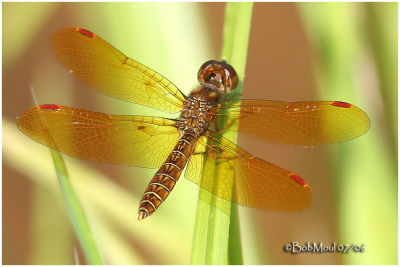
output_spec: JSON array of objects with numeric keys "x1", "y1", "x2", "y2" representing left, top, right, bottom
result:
[{"x1": 177, "y1": 89, "x2": 219, "y2": 136}]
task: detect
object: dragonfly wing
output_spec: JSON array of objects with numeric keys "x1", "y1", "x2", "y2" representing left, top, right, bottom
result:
[
  {"x1": 218, "y1": 100, "x2": 370, "y2": 146},
  {"x1": 185, "y1": 133, "x2": 311, "y2": 211},
  {"x1": 17, "y1": 105, "x2": 179, "y2": 168},
  {"x1": 51, "y1": 28, "x2": 186, "y2": 113}
]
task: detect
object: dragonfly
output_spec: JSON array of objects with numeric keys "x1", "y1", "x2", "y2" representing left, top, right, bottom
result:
[{"x1": 17, "y1": 28, "x2": 370, "y2": 221}]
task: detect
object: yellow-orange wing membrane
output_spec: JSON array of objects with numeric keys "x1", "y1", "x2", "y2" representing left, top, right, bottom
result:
[
  {"x1": 17, "y1": 105, "x2": 179, "y2": 168},
  {"x1": 219, "y1": 100, "x2": 370, "y2": 146},
  {"x1": 185, "y1": 133, "x2": 312, "y2": 211},
  {"x1": 51, "y1": 28, "x2": 186, "y2": 113}
]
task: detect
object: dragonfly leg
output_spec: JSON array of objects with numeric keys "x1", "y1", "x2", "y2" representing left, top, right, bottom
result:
[{"x1": 208, "y1": 137, "x2": 216, "y2": 159}]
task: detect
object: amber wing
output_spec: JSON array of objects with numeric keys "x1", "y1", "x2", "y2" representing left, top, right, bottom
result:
[
  {"x1": 218, "y1": 100, "x2": 370, "y2": 146},
  {"x1": 17, "y1": 105, "x2": 180, "y2": 168},
  {"x1": 185, "y1": 133, "x2": 312, "y2": 211},
  {"x1": 51, "y1": 28, "x2": 186, "y2": 113}
]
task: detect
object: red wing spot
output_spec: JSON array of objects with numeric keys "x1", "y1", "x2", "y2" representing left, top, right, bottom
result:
[
  {"x1": 77, "y1": 28, "x2": 95, "y2": 38},
  {"x1": 331, "y1": 101, "x2": 352, "y2": 108},
  {"x1": 137, "y1": 126, "x2": 146, "y2": 130},
  {"x1": 289, "y1": 173, "x2": 308, "y2": 187},
  {"x1": 38, "y1": 104, "x2": 61, "y2": 110}
]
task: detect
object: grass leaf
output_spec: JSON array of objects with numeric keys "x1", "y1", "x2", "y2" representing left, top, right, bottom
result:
[{"x1": 50, "y1": 149, "x2": 104, "y2": 264}]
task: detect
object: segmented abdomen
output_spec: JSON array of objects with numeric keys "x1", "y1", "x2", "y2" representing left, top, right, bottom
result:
[{"x1": 138, "y1": 133, "x2": 197, "y2": 220}]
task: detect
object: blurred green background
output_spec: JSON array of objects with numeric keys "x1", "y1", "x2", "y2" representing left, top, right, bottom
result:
[{"x1": 3, "y1": 2, "x2": 397, "y2": 264}]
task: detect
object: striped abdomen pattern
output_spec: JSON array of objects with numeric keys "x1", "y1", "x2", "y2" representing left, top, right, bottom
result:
[{"x1": 138, "y1": 133, "x2": 198, "y2": 220}]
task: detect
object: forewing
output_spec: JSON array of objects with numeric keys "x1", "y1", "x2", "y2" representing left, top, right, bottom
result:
[
  {"x1": 219, "y1": 100, "x2": 370, "y2": 146},
  {"x1": 185, "y1": 133, "x2": 311, "y2": 211},
  {"x1": 51, "y1": 28, "x2": 186, "y2": 113},
  {"x1": 17, "y1": 105, "x2": 179, "y2": 168}
]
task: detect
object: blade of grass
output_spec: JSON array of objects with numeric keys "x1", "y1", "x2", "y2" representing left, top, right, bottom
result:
[
  {"x1": 51, "y1": 153, "x2": 104, "y2": 264},
  {"x1": 50, "y1": 150, "x2": 103, "y2": 265},
  {"x1": 191, "y1": 3, "x2": 253, "y2": 264}
]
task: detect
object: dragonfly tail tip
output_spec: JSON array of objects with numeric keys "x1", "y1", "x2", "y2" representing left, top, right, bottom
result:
[{"x1": 138, "y1": 210, "x2": 148, "y2": 221}]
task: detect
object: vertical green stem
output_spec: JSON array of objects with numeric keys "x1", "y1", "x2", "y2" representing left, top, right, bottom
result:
[{"x1": 191, "y1": 3, "x2": 253, "y2": 264}]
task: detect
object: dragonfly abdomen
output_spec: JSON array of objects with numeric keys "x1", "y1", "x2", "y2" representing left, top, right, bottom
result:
[{"x1": 138, "y1": 133, "x2": 198, "y2": 220}]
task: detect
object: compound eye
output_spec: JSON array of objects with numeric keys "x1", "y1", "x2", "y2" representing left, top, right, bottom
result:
[
  {"x1": 198, "y1": 60, "x2": 238, "y2": 93},
  {"x1": 223, "y1": 63, "x2": 238, "y2": 91}
]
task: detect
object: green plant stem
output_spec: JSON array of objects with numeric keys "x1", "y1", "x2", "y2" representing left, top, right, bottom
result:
[
  {"x1": 191, "y1": 2, "x2": 253, "y2": 264},
  {"x1": 227, "y1": 201, "x2": 243, "y2": 264},
  {"x1": 50, "y1": 150, "x2": 104, "y2": 265}
]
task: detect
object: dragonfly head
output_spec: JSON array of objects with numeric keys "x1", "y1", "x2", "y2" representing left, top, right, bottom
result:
[{"x1": 198, "y1": 60, "x2": 238, "y2": 95}]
